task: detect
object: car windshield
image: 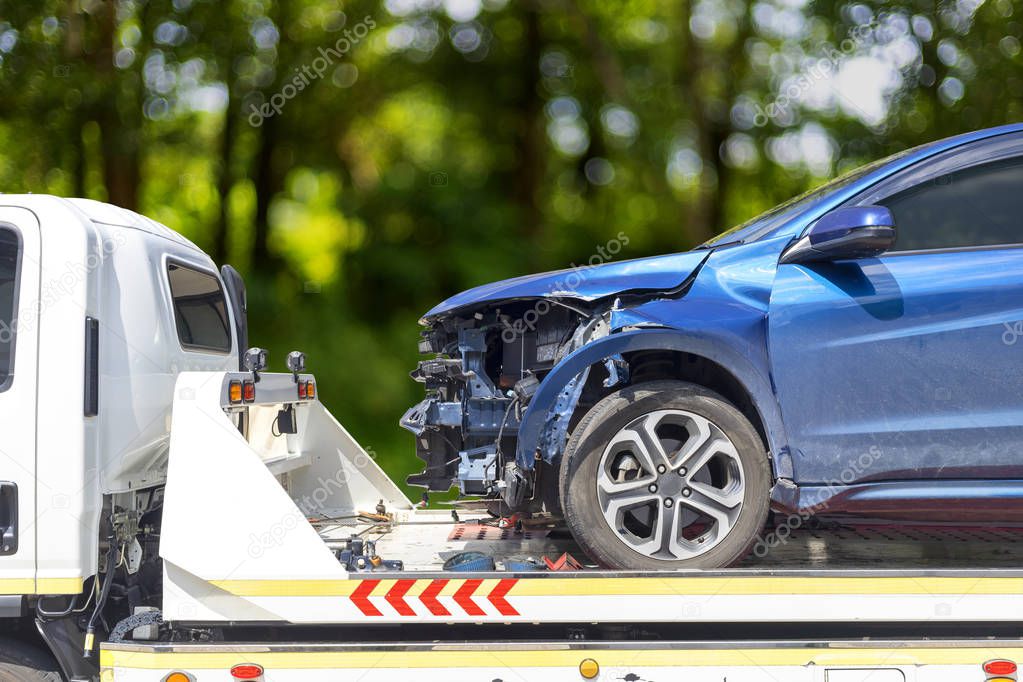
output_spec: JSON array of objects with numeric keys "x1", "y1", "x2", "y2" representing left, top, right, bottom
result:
[{"x1": 698, "y1": 148, "x2": 918, "y2": 249}]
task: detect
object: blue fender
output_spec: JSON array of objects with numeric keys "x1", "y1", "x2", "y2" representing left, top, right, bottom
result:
[{"x1": 513, "y1": 328, "x2": 787, "y2": 471}]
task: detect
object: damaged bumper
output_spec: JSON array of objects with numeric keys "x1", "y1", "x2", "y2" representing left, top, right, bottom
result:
[
  {"x1": 401, "y1": 392, "x2": 519, "y2": 497},
  {"x1": 401, "y1": 265, "x2": 687, "y2": 506},
  {"x1": 400, "y1": 305, "x2": 589, "y2": 501},
  {"x1": 400, "y1": 326, "x2": 523, "y2": 497}
]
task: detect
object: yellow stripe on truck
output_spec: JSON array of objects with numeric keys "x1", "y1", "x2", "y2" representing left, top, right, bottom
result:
[
  {"x1": 0, "y1": 578, "x2": 35, "y2": 594},
  {"x1": 208, "y1": 575, "x2": 1023, "y2": 597},
  {"x1": 0, "y1": 577, "x2": 84, "y2": 595},
  {"x1": 37, "y1": 577, "x2": 85, "y2": 594},
  {"x1": 101, "y1": 645, "x2": 1023, "y2": 670}
]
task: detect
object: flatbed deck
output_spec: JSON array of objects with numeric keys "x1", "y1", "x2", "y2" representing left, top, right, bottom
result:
[
  {"x1": 162, "y1": 381, "x2": 1023, "y2": 629},
  {"x1": 316, "y1": 508, "x2": 1023, "y2": 571},
  {"x1": 158, "y1": 508, "x2": 1023, "y2": 627}
]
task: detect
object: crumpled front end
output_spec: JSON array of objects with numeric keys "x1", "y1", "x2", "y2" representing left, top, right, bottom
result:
[
  {"x1": 401, "y1": 301, "x2": 608, "y2": 504},
  {"x1": 401, "y1": 250, "x2": 711, "y2": 509}
]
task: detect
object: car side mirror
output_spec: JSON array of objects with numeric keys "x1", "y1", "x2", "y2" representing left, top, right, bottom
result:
[{"x1": 780, "y1": 205, "x2": 896, "y2": 264}]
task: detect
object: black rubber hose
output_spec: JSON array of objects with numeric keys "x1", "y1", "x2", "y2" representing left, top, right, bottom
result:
[
  {"x1": 83, "y1": 537, "x2": 119, "y2": 658},
  {"x1": 108, "y1": 609, "x2": 162, "y2": 643}
]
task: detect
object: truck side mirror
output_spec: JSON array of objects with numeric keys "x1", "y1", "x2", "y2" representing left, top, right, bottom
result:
[
  {"x1": 221, "y1": 264, "x2": 248, "y2": 369},
  {"x1": 780, "y1": 205, "x2": 896, "y2": 264}
]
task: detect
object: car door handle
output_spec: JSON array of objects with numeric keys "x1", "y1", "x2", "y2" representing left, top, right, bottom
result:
[{"x1": 0, "y1": 482, "x2": 17, "y2": 555}]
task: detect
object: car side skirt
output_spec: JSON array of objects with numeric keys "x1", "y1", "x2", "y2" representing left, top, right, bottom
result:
[{"x1": 772, "y1": 479, "x2": 1023, "y2": 522}]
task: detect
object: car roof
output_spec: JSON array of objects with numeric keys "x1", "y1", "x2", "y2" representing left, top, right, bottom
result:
[{"x1": 926, "y1": 122, "x2": 1023, "y2": 153}]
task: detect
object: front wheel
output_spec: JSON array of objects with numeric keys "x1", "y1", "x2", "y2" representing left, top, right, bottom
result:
[
  {"x1": 559, "y1": 380, "x2": 770, "y2": 570},
  {"x1": 0, "y1": 638, "x2": 63, "y2": 681}
]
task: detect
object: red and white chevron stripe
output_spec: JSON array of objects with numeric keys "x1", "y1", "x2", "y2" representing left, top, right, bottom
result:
[{"x1": 350, "y1": 578, "x2": 519, "y2": 617}]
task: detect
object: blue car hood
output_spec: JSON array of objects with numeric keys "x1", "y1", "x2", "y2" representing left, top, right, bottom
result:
[{"x1": 424, "y1": 250, "x2": 709, "y2": 320}]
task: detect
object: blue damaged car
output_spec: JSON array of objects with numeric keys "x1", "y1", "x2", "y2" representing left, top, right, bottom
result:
[{"x1": 402, "y1": 123, "x2": 1023, "y2": 570}]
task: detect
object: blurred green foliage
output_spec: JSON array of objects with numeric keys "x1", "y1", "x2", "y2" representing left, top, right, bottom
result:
[{"x1": 0, "y1": 0, "x2": 1020, "y2": 493}]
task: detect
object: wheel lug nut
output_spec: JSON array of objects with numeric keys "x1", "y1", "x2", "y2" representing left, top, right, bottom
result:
[
  {"x1": 648, "y1": 484, "x2": 658, "y2": 493},
  {"x1": 678, "y1": 467, "x2": 687, "y2": 476},
  {"x1": 682, "y1": 488, "x2": 691, "y2": 497},
  {"x1": 657, "y1": 465, "x2": 666, "y2": 474},
  {"x1": 664, "y1": 498, "x2": 674, "y2": 507}
]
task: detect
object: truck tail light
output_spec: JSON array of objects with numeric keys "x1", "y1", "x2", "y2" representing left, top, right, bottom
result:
[
  {"x1": 230, "y1": 663, "x2": 264, "y2": 680},
  {"x1": 306, "y1": 381, "x2": 315, "y2": 399},
  {"x1": 297, "y1": 380, "x2": 307, "y2": 399},
  {"x1": 242, "y1": 380, "x2": 255, "y2": 403},
  {"x1": 984, "y1": 658, "x2": 1017, "y2": 678},
  {"x1": 229, "y1": 380, "x2": 243, "y2": 404}
]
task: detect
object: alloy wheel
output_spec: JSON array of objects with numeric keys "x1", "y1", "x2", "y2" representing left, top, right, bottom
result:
[{"x1": 595, "y1": 409, "x2": 745, "y2": 561}]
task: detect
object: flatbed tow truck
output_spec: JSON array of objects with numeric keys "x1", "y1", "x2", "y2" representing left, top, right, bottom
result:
[{"x1": 0, "y1": 195, "x2": 1020, "y2": 682}]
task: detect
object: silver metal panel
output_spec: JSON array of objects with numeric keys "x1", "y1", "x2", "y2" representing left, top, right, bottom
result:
[{"x1": 0, "y1": 595, "x2": 23, "y2": 618}]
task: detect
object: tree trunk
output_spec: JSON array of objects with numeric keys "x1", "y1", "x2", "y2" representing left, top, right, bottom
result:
[
  {"x1": 64, "y1": 0, "x2": 87, "y2": 199},
  {"x1": 71, "y1": 117, "x2": 87, "y2": 199},
  {"x1": 92, "y1": 0, "x2": 141, "y2": 210},
  {"x1": 569, "y1": 0, "x2": 627, "y2": 103},
  {"x1": 212, "y1": 101, "x2": 236, "y2": 264},
  {"x1": 692, "y1": 122, "x2": 728, "y2": 243},
  {"x1": 676, "y1": 0, "x2": 748, "y2": 245},
  {"x1": 98, "y1": 109, "x2": 140, "y2": 210},
  {"x1": 514, "y1": 2, "x2": 544, "y2": 268},
  {"x1": 252, "y1": 111, "x2": 281, "y2": 272}
]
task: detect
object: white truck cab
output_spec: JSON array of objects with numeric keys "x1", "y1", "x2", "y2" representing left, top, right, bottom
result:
[
  {"x1": 0, "y1": 195, "x2": 255, "y2": 680},
  {"x1": 0, "y1": 196, "x2": 240, "y2": 595},
  {"x1": 1, "y1": 195, "x2": 1021, "y2": 682}
]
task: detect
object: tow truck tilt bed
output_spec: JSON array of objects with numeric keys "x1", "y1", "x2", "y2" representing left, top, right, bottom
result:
[
  {"x1": 0, "y1": 194, "x2": 1021, "y2": 682},
  {"x1": 99, "y1": 370, "x2": 1023, "y2": 681}
]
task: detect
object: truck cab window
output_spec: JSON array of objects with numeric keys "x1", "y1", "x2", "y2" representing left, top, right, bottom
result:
[
  {"x1": 0, "y1": 228, "x2": 19, "y2": 389},
  {"x1": 0, "y1": 231, "x2": 17, "y2": 386},
  {"x1": 167, "y1": 262, "x2": 231, "y2": 353}
]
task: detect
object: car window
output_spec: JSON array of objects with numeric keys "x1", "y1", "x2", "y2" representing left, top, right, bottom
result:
[
  {"x1": 167, "y1": 262, "x2": 231, "y2": 353},
  {"x1": 700, "y1": 142, "x2": 934, "y2": 249},
  {"x1": 0, "y1": 228, "x2": 19, "y2": 389},
  {"x1": 878, "y1": 156, "x2": 1023, "y2": 252}
]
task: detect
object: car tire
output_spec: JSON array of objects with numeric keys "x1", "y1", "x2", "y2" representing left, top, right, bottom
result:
[
  {"x1": 559, "y1": 380, "x2": 770, "y2": 570},
  {"x1": 0, "y1": 637, "x2": 63, "y2": 681}
]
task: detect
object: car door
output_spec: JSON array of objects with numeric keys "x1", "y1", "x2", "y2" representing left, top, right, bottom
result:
[
  {"x1": 0, "y1": 207, "x2": 40, "y2": 592},
  {"x1": 769, "y1": 132, "x2": 1023, "y2": 489}
]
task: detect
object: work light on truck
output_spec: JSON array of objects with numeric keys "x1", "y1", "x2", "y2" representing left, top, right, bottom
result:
[
  {"x1": 243, "y1": 346, "x2": 268, "y2": 380},
  {"x1": 286, "y1": 350, "x2": 306, "y2": 376}
]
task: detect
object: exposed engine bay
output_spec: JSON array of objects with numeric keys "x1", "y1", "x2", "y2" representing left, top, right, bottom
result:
[{"x1": 401, "y1": 299, "x2": 616, "y2": 513}]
